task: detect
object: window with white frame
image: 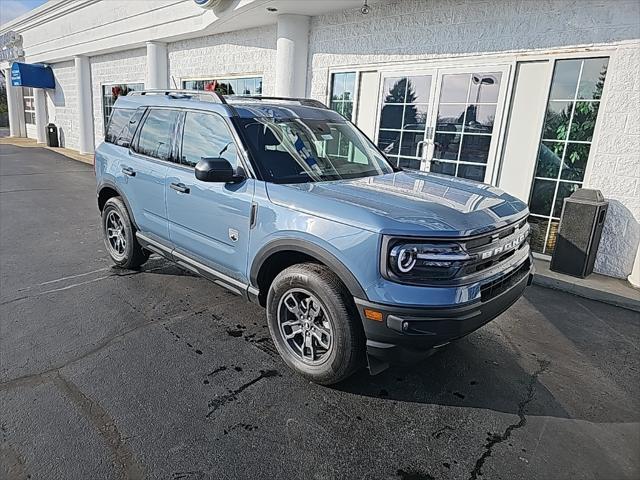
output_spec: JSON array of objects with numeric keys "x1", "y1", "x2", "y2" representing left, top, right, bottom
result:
[
  {"x1": 182, "y1": 76, "x2": 262, "y2": 96},
  {"x1": 329, "y1": 72, "x2": 356, "y2": 121},
  {"x1": 102, "y1": 83, "x2": 144, "y2": 133},
  {"x1": 528, "y1": 57, "x2": 609, "y2": 255},
  {"x1": 23, "y1": 87, "x2": 35, "y2": 125}
]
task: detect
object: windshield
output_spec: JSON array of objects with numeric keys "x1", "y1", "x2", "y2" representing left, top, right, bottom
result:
[{"x1": 235, "y1": 117, "x2": 394, "y2": 184}]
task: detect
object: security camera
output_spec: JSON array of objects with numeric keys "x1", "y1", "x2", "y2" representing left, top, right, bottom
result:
[{"x1": 361, "y1": 1, "x2": 370, "y2": 14}]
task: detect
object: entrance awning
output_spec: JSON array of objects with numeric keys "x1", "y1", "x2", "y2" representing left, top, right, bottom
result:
[{"x1": 10, "y1": 62, "x2": 55, "y2": 89}]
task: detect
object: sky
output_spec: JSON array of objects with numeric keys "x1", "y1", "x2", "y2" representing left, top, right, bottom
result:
[{"x1": 1, "y1": 0, "x2": 48, "y2": 28}]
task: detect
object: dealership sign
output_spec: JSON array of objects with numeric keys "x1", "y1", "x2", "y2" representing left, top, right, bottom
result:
[{"x1": 0, "y1": 31, "x2": 23, "y2": 62}]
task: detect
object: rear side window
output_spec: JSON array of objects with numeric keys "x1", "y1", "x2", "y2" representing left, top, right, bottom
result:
[
  {"x1": 180, "y1": 112, "x2": 238, "y2": 168},
  {"x1": 105, "y1": 108, "x2": 143, "y2": 147},
  {"x1": 135, "y1": 109, "x2": 181, "y2": 161}
]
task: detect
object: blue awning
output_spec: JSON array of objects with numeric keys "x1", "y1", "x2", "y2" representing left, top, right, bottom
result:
[{"x1": 10, "y1": 62, "x2": 55, "y2": 89}]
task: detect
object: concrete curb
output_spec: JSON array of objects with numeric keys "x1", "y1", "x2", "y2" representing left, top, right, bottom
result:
[{"x1": 533, "y1": 272, "x2": 640, "y2": 313}]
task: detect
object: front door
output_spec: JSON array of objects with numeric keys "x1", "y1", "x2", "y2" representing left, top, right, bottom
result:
[
  {"x1": 375, "y1": 65, "x2": 510, "y2": 184},
  {"x1": 166, "y1": 110, "x2": 255, "y2": 284}
]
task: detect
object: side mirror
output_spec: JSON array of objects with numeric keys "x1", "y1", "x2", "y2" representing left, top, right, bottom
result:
[{"x1": 195, "y1": 157, "x2": 244, "y2": 183}]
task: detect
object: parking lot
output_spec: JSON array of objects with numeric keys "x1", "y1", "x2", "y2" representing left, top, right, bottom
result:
[{"x1": 1, "y1": 144, "x2": 639, "y2": 480}]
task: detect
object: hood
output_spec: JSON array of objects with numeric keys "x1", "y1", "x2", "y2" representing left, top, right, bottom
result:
[{"x1": 266, "y1": 170, "x2": 528, "y2": 237}]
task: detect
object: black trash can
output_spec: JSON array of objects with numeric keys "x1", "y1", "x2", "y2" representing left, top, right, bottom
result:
[
  {"x1": 46, "y1": 123, "x2": 59, "y2": 148},
  {"x1": 550, "y1": 189, "x2": 608, "y2": 278}
]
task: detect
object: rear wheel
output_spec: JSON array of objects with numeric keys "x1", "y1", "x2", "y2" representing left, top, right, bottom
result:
[
  {"x1": 266, "y1": 263, "x2": 365, "y2": 385},
  {"x1": 101, "y1": 197, "x2": 149, "y2": 269}
]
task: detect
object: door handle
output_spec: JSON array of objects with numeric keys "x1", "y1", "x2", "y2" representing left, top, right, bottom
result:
[
  {"x1": 170, "y1": 182, "x2": 190, "y2": 194},
  {"x1": 122, "y1": 166, "x2": 136, "y2": 177}
]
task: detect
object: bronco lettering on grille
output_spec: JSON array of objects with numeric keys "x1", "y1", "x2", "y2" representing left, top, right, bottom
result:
[{"x1": 479, "y1": 233, "x2": 526, "y2": 260}]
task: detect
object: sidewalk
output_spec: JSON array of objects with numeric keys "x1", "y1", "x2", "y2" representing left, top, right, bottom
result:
[
  {"x1": 533, "y1": 258, "x2": 640, "y2": 313},
  {"x1": 0, "y1": 135, "x2": 94, "y2": 165}
]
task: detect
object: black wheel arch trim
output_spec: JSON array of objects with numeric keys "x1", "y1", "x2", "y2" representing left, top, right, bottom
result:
[
  {"x1": 97, "y1": 181, "x2": 139, "y2": 230},
  {"x1": 250, "y1": 238, "x2": 368, "y2": 300}
]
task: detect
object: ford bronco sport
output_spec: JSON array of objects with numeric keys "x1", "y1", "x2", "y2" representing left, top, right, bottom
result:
[{"x1": 95, "y1": 90, "x2": 533, "y2": 385}]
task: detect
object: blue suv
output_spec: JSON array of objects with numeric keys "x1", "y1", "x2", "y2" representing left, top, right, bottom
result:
[{"x1": 95, "y1": 90, "x2": 533, "y2": 384}]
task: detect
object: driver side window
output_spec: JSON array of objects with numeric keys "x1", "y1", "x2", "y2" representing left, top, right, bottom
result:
[{"x1": 181, "y1": 112, "x2": 238, "y2": 168}]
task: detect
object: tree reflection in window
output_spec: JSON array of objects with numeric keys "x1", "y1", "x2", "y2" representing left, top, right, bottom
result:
[{"x1": 528, "y1": 57, "x2": 608, "y2": 254}]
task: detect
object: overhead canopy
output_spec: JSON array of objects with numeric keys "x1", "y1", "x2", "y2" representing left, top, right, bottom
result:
[{"x1": 10, "y1": 62, "x2": 55, "y2": 89}]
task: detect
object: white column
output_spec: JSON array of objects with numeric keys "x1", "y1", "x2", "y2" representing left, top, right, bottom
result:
[
  {"x1": 74, "y1": 55, "x2": 95, "y2": 154},
  {"x1": 275, "y1": 14, "x2": 310, "y2": 97},
  {"x1": 146, "y1": 41, "x2": 168, "y2": 90},
  {"x1": 34, "y1": 88, "x2": 47, "y2": 143},
  {"x1": 4, "y1": 68, "x2": 26, "y2": 137},
  {"x1": 629, "y1": 244, "x2": 640, "y2": 288}
]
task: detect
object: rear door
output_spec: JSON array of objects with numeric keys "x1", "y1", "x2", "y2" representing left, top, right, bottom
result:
[
  {"x1": 166, "y1": 110, "x2": 255, "y2": 284},
  {"x1": 125, "y1": 108, "x2": 181, "y2": 243}
]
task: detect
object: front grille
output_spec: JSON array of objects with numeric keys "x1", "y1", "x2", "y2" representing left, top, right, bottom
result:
[{"x1": 480, "y1": 258, "x2": 530, "y2": 302}]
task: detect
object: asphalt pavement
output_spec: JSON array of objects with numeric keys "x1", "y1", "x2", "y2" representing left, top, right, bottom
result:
[{"x1": 1, "y1": 144, "x2": 639, "y2": 480}]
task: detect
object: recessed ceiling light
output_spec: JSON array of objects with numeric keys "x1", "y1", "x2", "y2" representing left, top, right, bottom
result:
[{"x1": 266, "y1": 7, "x2": 278, "y2": 12}]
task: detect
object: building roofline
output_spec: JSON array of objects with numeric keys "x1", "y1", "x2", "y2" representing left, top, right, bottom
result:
[{"x1": 1, "y1": 0, "x2": 101, "y2": 34}]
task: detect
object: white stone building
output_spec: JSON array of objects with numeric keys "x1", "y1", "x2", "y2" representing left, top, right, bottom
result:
[{"x1": 1, "y1": 0, "x2": 639, "y2": 285}]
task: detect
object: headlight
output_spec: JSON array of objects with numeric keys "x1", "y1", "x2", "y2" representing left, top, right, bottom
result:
[{"x1": 385, "y1": 239, "x2": 471, "y2": 282}]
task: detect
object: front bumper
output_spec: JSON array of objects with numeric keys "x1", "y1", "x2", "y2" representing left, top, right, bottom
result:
[{"x1": 355, "y1": 257, "x2": 533, "y2": 373}]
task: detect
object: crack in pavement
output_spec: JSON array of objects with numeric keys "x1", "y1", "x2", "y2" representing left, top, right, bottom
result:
[
  {"x1": 53, "y1": 373, "x2": 144, "y2": 480},
  {"x1": 468, "y1": 359, "x2": 550, "y2": 480},
  {"x1": 206, "y1": 369, "x2": 280, "y2": 418}
]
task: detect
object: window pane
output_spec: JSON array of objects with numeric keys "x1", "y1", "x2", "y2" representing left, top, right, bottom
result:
[
  {"x1": 457, "y1": 163, "x2": 486, "y2": 182},
  {"x1": 383, "y1": 77, "x2": 406, "y2": 103},
  {"x1": 535, "y1": 141, "x2": 564, "y2": 179},
  {"x1": 549, "y1": 59, "x2": 581, "y2": 100},
  {"x1": 331, "y1": 73, "x2": 345, "y2": 100},
  {"x1": 400, "y1": 131, "x2": 424, "y2": 157},
  {"x1": 343, "y1": 72, "x2": 356, "y2": 102},
  {"x1": 398, "y1": 157, "x2": 420, "y2": 170},
  {"x1": 434, "y1": 133, "x2": 461, "y2": 160},
  {"x1": 377, "y1": 130, "x2": 400, "y2": 155},
  {"x1": 343, "y1": 102, "x2": 353, "y2": 121},
  {"x1": 330, "y1": 101, "x2": 344, "y2": 115},
  {"x1": 553, "y1": 181, "x2": 581, "y2": 217},
  {"x1": 578, "y1": 58, "x2": 609, "y2": 100},
  {"x1": 136, "y1": 109, "x2": 180, "y2": 161},
  {"x1": 430, "y1": 160, "x2": 456, "y2": 176},
  {"x1": 437, "y1": 104, "x2": 465, "y2": 132},
  {"x1": 407, "y1": 76, "x2": 431, "y2": 103},
  {"x1": 468, "y1": 73, "x2": 501, "y2": 103},
  {"x1": 106, "y1": 108, "x2": 140, "y2": 147},
  {"x1": 569, "y1": 101, "x2": 599, "y2": 142},
  {"x1": 460, "y1": 134, "x2": 491, "y2": 163},
  {"x1": 528, "y1": 216, "x2": 549, "y2": 253},
  {"x1": 439, "y1": 74, "x2": 469, "y2": 103},
  {"x1": 380, "y1": 105, "x2": 404, "y2": 129},
  {"x1": 542, "y1": 101, "x2": 573, "y2": 140},
  {"x1": 181, "y1": 112, "x2": 237, "y2": 168},
  {"x1": 464, "y1": 105, "x2": 496, "y2": 133},
  {"x1": 561, "y1": 142, "x2": 590, "y2": 182},
  {"x1": 529, "y1": 178, "x2": 555, "y2": 216},
  {"x1": 403, "y1": 104, "x2": 427, "y2": 131}
]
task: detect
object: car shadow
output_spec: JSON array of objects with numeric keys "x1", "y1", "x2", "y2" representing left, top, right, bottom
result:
[{"x1": 334, "y1": 333, "x2": 569, "y2": 420}]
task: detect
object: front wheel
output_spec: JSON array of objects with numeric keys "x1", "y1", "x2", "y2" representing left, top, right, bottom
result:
[
  {"x1": 266, "y1": 263, "x2": 365, "y2": 385},
  {"x1": 101, "y1": 197, "x2": 149, "y2": 269}
]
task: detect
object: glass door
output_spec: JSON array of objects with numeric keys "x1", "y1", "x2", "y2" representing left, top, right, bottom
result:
[
  {"x1": 374, "y1": 65, "x2": 510, "y2": 184},
  {"x1": 375, "y1": 72, "x2": 436, "y2": 170},
  {"x1": 427, "y1": 66, "x2": 510, "y2": 183}
]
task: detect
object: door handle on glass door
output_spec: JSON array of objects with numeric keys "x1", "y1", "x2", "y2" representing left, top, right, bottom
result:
[{"x1": 170, "y1": 183, "x2": 190, "y2": 194}]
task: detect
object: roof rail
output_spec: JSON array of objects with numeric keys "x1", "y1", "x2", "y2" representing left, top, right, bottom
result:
[
  {"x1": 226, "y1": 95, "x2": 328, "y2": 109},
  {"x1": 128, "y1": 89, "x2": 227, "y2": 104}
]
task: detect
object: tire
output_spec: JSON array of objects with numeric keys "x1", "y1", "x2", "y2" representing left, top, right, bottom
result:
[
  {"x1": 266, "y1": 263, "x2": 365, "y2": 385},
  {"x1": 101, "y1": 197, "x2": 149, "y2": 269}
]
